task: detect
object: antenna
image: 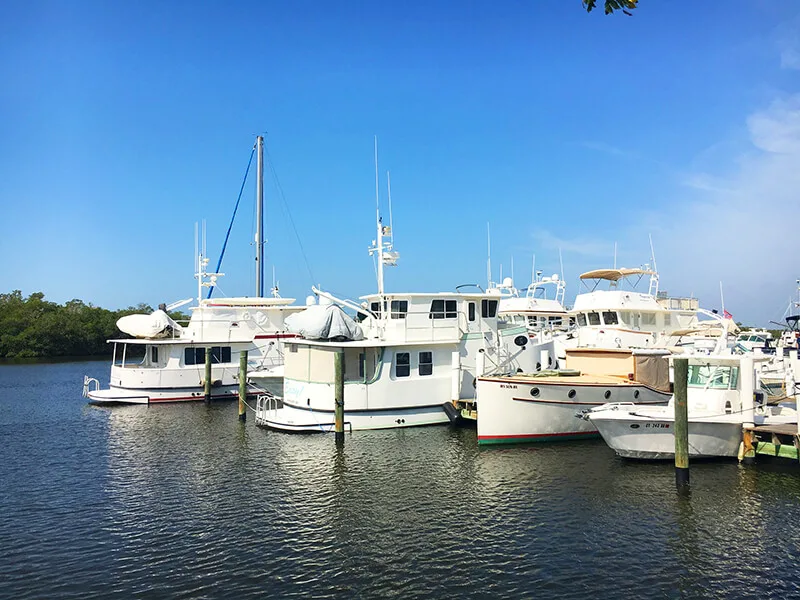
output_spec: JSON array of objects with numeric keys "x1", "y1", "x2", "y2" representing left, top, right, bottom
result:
[
  {"x1": 648, "y1": 234, "x2": 659, "y2": 297},
  {"x1": 486, "y1": 222, "x2": 492, "y2": 288},
  {"x1": 387, "y1": 171, "x2": 394, "y2": 247},
  {"x1": 531, "y1": 255, "x2": 536, "y2": 286},
  {"x1": 559, "y1": 248, "x2": 565, "y2": 283},
  {"x1": 720, "y1": 281, "x2": 725, "y2": 316}
]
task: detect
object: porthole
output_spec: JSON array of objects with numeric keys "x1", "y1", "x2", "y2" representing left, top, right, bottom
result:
[
  {"x1": 633, "y1": 390, "x2": 640, "y2": 400},
  {"x1": 568, "y1": 389, "x2": 576, "y2": 399},
  {"x1": 530, "y1": 387, "x2": 540, "y2": 397},
  {"x1": 604, "y1": 390, "x2": 611, "y2": 400}
]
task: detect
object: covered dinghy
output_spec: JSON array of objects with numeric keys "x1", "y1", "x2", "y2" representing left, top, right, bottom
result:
[
  {"x1": 117, "y1": 309, "x2": 184, "y2": 339},
  {"x1": 285, "y1": 304, "x2": 364, "y2": 341}
]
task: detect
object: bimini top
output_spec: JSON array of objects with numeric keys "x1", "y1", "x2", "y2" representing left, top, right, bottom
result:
[{"x1": 579, "y1": 268, "x2": 656, "y2": 282}]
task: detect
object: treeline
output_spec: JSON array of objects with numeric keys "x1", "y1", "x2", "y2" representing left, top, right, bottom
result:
[{"x1": 0, "y1": 291, "x2": 187, "y2": 359}]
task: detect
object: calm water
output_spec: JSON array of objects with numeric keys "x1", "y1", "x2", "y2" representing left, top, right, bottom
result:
[{"x1": 1, "y1": 360, "x2": 800, "y2": 599}]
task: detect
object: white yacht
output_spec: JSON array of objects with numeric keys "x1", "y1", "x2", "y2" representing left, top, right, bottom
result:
[
  {"x1": 491, "y1": 272, "x2": 570, "y2": 339},
  {"x1": 475, "y1": 347, "x2": 673, "y2": 444},
  {"x1": 586, "y1": 355, "x2": 797, "y2": 459},
  {"x1": 569, "y1": 267, "x2": 700, "y2": 350},
  {"x1": 84, "y1": 136, "x2": 303, "y2": 404},
  {"x1": 254, "y1": 165, "x2": 536, "y2": 432}
]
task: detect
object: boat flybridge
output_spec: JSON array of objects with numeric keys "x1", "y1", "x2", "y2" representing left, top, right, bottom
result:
[
  {"x1": 83, "y1": 136, "x2": 303, "y2": 404},
  {"x1": 569, "y1": 266, "x2": 704, "y2": 350},
  {"x1": 254, "y1": 156, "x2": 536, "y2": 432},
  {"x1": 491, "y1": 272, "x2": 570, "y2": 337}
]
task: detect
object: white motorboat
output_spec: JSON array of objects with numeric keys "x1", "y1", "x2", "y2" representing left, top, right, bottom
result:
[
  {"x1": 254, "y1": 153, "x2": 536, "y2": 432},
  {"x1": 475, "y1": 347, "x2": 673, "y2": 444},
  {"x1": 84, "y1": 136, "x2": 303, "y2": 404},
  {"x1": 568, "y1": 266, "x2": 703, "y2": 350},
  {"x1": 586, "y1": 355, "x2": 797, "y2": 459}
]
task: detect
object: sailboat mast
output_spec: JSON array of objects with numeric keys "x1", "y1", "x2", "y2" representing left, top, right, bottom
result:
[
  {"x1": 375, "y1": 137, "x2": 384, "y2": 295},
  {"x1": 255, "y1": 135, "x2": 264, "y2": 297}
]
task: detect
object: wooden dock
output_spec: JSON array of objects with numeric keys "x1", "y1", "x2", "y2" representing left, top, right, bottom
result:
[{"x1": 742, "y1": 423, "x2": 800, "y2": 463}]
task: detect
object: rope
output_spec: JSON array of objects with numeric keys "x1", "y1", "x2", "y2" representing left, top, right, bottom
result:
[
  {"x1": 207, "y1": 147, "x2": 256, "y2": 299},
  {"x1": 264, "y1": 146, "x2": 316, "y2": 285}
]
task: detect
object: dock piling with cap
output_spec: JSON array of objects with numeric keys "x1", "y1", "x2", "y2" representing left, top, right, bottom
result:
[{"x1": 673, "y1": 357, "x2": 690, "y2": 491}]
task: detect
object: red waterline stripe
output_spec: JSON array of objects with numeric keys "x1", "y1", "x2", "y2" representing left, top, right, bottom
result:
[
  {"x1": 254, "y1": 334, "x2": 301, "y2": 340},
  {"x1": 478, "y1": 431, "x2": 598, "y2": 440}
]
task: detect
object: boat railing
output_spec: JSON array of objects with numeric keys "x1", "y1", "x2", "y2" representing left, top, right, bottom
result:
[
  {"x1": 255, "y1": 392, "x2": 282, "y2": 422},
  {"x1": 82, "y1": 376, "x2": 100, "y2": 398}
]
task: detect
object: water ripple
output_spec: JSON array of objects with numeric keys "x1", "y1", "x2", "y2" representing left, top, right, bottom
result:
[{"x1": 1, "y1": 361, "x2": 800, "y2": 599}]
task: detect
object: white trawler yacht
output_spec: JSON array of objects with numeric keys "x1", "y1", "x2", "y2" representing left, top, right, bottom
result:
[
  {"x1": 254, "y1": 163, "x2": 536, "y2": 432},
  {"x1": 586, "y1": 355, "x2": 797, "y2": 459},
  {"x1": 83, "y1": 136, "x2": 303, "y2": 404}
]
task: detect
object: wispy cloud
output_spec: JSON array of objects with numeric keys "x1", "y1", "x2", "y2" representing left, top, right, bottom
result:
[
  {"x1": 532, "y1": 229, "x2": 612, "y2": 258},
  {"x1": 776, "y1": 18, "x2": 800, "y2": 70},
  {"x1": 576, "y1": 140, "x2": 636, "y2": 159},
  {"x1": 648, "y1": 93, "x2": 800, "y2": 323}
]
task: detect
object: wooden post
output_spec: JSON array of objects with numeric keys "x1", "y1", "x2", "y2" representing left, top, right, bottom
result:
[
  {"x1": 740, "y1": 355, "x2": 756, "y2": 464},
  {"x1": 673, "y1": 357, "x2": 690, "y2": 491},
  {"x1": 238, "y1": 350, "x2": 248, "y2": 422},
  {"x1": 334, "y1": 349, "x2": 345, "y2": 446},
  {"x1": 204, "y1": 347, "x2": 212, "y2": 404}
]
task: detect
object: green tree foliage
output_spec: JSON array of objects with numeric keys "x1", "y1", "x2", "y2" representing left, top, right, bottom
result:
[
  {"x1": 584, "y1": 0, "x2": 638, "y2": 15},
  {"x1": 0, "y1": 291, "x2": 184, "y2": 358}
]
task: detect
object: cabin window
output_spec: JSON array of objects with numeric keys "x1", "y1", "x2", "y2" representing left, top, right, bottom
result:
[
  {"x1": 481, "y1": 299, "x2": 498, "y2": 318},
  {"x1": 664, "y1": 313, "x2": 671, "y2": 327},
  {"x1": 576, "y1": 314, "x2": 587, "y2": 327},
  {"x1": 390, "y1": 300, "x2": 408, "y2": 319},
  {"x1": 289, "y1": 344, "x2": 298, "y2": 353},
  {"x1": 588, "y1": 312, "x2": 601, "y2": 326},
  {"x1": 370, "y1": 301, "x2": 383, "y2": 318},
  {"x1": 419, "y1": 351, "x2": 433, "y2": 376},
  {"x1": 185, "y1": 348, "x2": 204, "y2": 365},
  {"x1": 430, "y1": 299, "x2": 457, "y2": 319},
  {"x1": 359, "y1": 353, "x2": 366, "y2": 378},
  {"x1": 641, "y1": 313, "x2": 656, "y2": 326},
  {"x1": 211, "y1": 346, "x2": 232, "y2": 364},
  {"x1": 184, "y1": 346, "x2": 232, "y2": 365},
  {"x1": 395, "y1": 352, "x2": 410, "y2": 377},
  {"x1": 468, "y1": 302, "x2": 476, "y2": 322},
  {"x1": 549, "y1": 316, "x2": 563, "y2": 327},
  {"x1": 602, "y1": 311, "x2": 618, "y2": 325},
  {"x1": 151, "y1": 346, "x2": 159, "y2": 364}
]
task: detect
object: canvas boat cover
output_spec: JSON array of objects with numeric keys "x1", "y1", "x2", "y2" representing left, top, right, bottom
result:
[
  {"x1": 285, "y1": 304, "x2": 364, "y2": 341},
  {"x1": 116, "y1": 310, "x2": 184, "y2": 339}
]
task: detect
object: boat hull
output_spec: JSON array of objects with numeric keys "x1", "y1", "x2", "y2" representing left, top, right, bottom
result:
[
  {"x1": 476, "y1": 375, "x2": 671, "y2": 445},
  {"x1": 256, "y1": 401, "x2": 449, "y2": 432},
  {"x1": 589, "y1": 411, "x2": 744, "y2": 459},
  {"x1": 86, "y1": 384, "x2": 260, "y2": 405}
]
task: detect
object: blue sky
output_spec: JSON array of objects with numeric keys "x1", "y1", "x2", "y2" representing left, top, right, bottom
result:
[{"x1": 1, "y1": 1, "x2": 798, "y2": 325}]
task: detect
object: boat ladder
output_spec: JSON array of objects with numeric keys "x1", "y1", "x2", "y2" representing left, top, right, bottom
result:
[
  {"x1": 82, "y1": 376, "x2": 100, "y2": 398},
  {"x1": 255, "y1": 392, "x2": 282, "y2": 425}
]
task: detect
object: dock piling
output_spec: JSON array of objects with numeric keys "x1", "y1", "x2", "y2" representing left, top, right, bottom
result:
[
  {"x1": 204, "y1": 347, "x2": 212, "y2": 404},
  {"x1": 238, "y1": 350, "x2": 248, "y2": 422},
  {"x1": 673, "y1": 357, "x2": 689, "y2": 491},
  {"x1": 334, "y1": 350, "x2": 345, "y2": 446}
]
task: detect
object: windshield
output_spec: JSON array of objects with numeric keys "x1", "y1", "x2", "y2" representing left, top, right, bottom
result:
[{"x1": 687, "y1": 364, "x2": 739, "y2": 390}]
